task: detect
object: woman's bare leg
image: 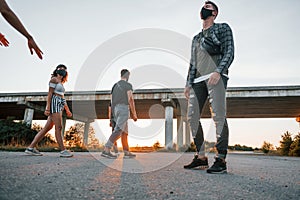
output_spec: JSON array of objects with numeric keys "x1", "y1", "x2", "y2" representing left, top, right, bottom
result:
[
  {"x1": 51, "y1": 112, "x2": 65, "y2": 151},
  {"x1": 28, "y1": 117, "x2": 54, "y2": 148}
]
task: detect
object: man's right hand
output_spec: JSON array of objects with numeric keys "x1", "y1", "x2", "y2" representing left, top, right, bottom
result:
[
  {"x1": 132, "y1": 114, "x2": 138, "y2": 122},
  {"x1": 184, "y1": 86, "x2": 191, "y2": 100}
]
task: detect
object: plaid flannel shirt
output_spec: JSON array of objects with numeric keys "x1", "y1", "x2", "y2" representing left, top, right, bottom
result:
[{"x1": 186, "y1": 23, "x2": 234, "y2": 87}]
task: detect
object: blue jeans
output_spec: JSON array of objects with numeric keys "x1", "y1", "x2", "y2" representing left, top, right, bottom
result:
[
  {"x1": 105, "y1": 104, "x2": 129, "y2": 151},
  {"x1": 187, "y1": 76, "x2": 229, "y2": 158}
]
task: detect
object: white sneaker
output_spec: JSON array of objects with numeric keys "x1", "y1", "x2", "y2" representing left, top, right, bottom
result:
[
  {"x1": 25, "y1": 148, "x2": 43, "y2": 156},
  {"x1": 123, "y1": 151, "x2": 136, "y2": 159},
  {"x1": 59, "y1": 150, "x2": 73, "y2": 158},
  {"x1": 101, "y1": 150, "x2": 117, "y2": 159}
]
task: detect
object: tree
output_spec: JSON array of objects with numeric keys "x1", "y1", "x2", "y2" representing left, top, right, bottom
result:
[
  {"x1": 0, "y1": 120, "x2": 55, "y2": 146},
  {"x1": 87, "y1": 125, "x2": 101, "y2": 149},
  {"x1": 64, "y1": 123, "x2": 84, "y2": 147},
  {"x1": 31, "y1": 123, "x2": 55, "y2": 146},
  {"x1": 64, "y1": 123, "x2": 100, "y2": 148},
  {"x1": 278, "y1": 131, "x2": 293, "y2": 156},
  {"x1": 186, "y1": 142, "x2": 196, "y2": 152},
  {"x1": 0, "y1": 119, "x2": 35, "y2": 145},
  {"x1": 153, "y1": 141, "x2": 161, "y2": 151},
  {"x1": 205, "y1": 141, "x2": 216, "y2": 150},
  {"x1": 289, "y1": 132, "x2": 300, "y2": 157},
  {"x1": 228, "y1": 144, "x2": 254, "y2": 151},
  {"x1": 261, "y1": 141, "x2": 274, "y2": 154}
]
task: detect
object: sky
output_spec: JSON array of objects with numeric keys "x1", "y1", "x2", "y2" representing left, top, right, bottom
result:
[{"x1": 1, "y1": 0, "x2": 300, "y2": 148}]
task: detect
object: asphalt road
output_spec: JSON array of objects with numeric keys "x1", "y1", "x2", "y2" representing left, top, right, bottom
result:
[{"x1": 0, "y1": 151, "x2": 299, "y2": 200}]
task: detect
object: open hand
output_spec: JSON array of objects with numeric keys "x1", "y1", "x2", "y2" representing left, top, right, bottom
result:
[
  {"x1": 0, "y1": 33, "x2": 9, "y2": 47},
  {"x1": 27, "y1": 38, "x2": 43, "y2": 59}
]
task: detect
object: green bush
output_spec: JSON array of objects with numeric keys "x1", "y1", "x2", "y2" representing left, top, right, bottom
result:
[
  {"x1": 0, "y1": 119, "x2": 36, "y2": 146},
  {"x1": 0, "y1": 119, "x2": 55, "y2": 146},
  {"x1": 289, "y1": 132, "x2": 300, "y2": 156},
  {"x1": 185, "y1": 142, "x2": 196, "y2": 152},
  {"x1": 278, "y1": 131, "x2": 293, "y2": 156},
  {"x1": 228, "y1": 144, "x2": 254, "y2": 151},
  {"x1": 261, "y1": 141, "x2": 274, "y2": 154}
]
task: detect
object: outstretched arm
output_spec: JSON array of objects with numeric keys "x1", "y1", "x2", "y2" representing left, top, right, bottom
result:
[{"x1": 0, "y1": 0, "x2": 43, "y2": 59}]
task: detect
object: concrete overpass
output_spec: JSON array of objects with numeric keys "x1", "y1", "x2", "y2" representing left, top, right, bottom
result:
[{"x1": 1, "y1": 85, "x2": 300, "y2": 148}]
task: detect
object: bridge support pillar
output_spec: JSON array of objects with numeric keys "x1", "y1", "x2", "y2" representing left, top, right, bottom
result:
[
  {"x1": 162, "y1": 98, "x2": 175, "y2": 150},
  {"x1": 83, "y1": 121, "x2": 90, "y2": 147},
  {"x1": 164, "y1": 106, "x2": 173, "y2": 149},
  {"x1": 23, "y1": 108, "x2": 34, "y2": 126},
  {"x1": 71, "y1": 114, "x2": 95, "y2": 147},
  {"x1": 184, "y1": 120, "x2": 191, "y2": 146},
  {"x1": 177, "y1": 115, "x2": 183, "y2": 150}
]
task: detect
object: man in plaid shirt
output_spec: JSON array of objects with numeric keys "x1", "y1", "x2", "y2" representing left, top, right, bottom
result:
[{"x1": 184, "y1": 1, "x2": 234, "y2": 174}]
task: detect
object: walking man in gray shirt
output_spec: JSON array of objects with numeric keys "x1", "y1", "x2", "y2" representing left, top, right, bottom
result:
[{"x1": 102, "y1": 69, "x2": 138, "y2": 159}]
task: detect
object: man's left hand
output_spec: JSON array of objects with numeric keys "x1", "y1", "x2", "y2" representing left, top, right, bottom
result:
[{"x1": 208, "y1": 72, "x2": 220, "y2": 85}]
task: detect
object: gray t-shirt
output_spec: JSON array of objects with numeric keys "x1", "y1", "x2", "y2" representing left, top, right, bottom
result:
[
  {"x1": 195, "y1": 28, "x2": 222, "y2": 77},
  {"x1": 111, "y1": 80, "x2": 133, "y2": 108}
]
